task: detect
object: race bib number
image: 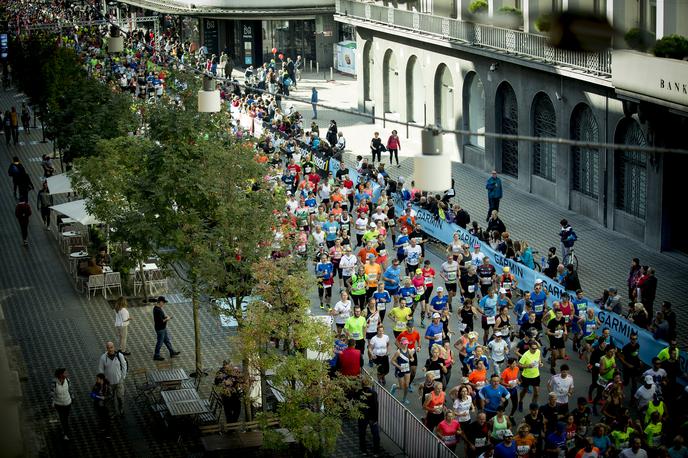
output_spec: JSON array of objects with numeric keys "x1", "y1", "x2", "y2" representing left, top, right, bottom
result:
[
  {"x1": 586, "y1": 324, "x2": 595, "y2": 333},
  {"x1": 424, "y1": 277, "x2": 433, "y2": 285},
  {"x1": 323, "y1": 283, "x2": 332, "y2": 288},
  {"x1": 379, "y1": 249, "x2": 387, "y2": 256},
  {"x1": 434, "y1": 333, "x2": 443, "y2": 342},
  {"x1": 508, "y1": 379, "x2": 518, "y2": 387},
  {"x1": 429, "y1": 370, "x2": 440, "y2": 380},
  {"x1": 459, "y1": 323, "x2": 468, "y2": 332},
  {"x1": 554, "y1": 329, "x2": 564, "y2": 338},
  {"x1": 396, "y1": 321, "x2": 406, "y2": 329},
  {"x1": 480, "y1": 277, "x2": 492, "y2": 285},
  {"x1": 517, "y1": 445, "x2": 530, "y2": 456},
  {"x1": 468, "y1": 285, "x2": 475, "y2": 293},
  {"x1": 535, "y1": 304, "x2": 544, "y2": 313},
  {"x1": 366, "y1": 273, "x2": 377, "y2": 282},
  {"x1": 503, "y1": 282, "x2": 511, "y2": 289},
  {"x1": 377, "y1": 302, "x2": 386, "y2": 311},
  {"x1": 447, "y1": 272, "x2": 457, "y2": 281},
  {"x1": 352, "y1": 332, "x2": 361, "y2": 339},
  {"x1": 399, "y1": 363, "x2": 410, "y2": 372},
  {"x1": 416, "y1": 286, "x2": 425, "y2": 295},
  {"x1": 486, "y1": 316, "x2": 496, "y2": 325},
  {"x1": 328, "y1": 226, "x2": 337, "y2": 234},
  {"x1": 474, "y1": 438, "x2": 487, "y2": 447},
  {"x1": 355, "y1": 281, "x2": 366, "y2": 290},
  {"x1": 388, "y1": 219, "x2": 395, "y2": 226}
]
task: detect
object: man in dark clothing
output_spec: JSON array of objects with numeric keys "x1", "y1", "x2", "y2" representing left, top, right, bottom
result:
[
  {"x1": 153, "y1": 296, "x2": 180, "y2": 361},
  {"x1": 562, "y1": 264, "x2": 581, "y2": 291},
  {"x1": 15, "y1": 199, "x2": 31, "y2": 246},
  {"x1": 452, "y1": 204, "x2": 471, "y2": 229},
  {"x1": 637, "y1": 266, "x2": 657, "y2": 319},
  {"x1": 16, "y1": 171, "x2": 34, "y2": 202},
  {"x1": 465, "y1": 412, "x2": 490, "y2": 458},
  {"x1": 619, "y1": 332, "x2": 641, "y2": 394},
  {"x1": 8, "y1": 156, "x2": 26, "y2": 199},
  {"x1": 357, "y1": 380, "x2": 380, "y2": 454},
  {"x1": 36, "y1": 181, "x2": 53, "y2": 228},
  {"x1": 661, "y1": 301, "x2": 677, "y2": 340}
]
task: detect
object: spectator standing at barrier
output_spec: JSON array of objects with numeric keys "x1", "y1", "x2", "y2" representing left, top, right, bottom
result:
[
  {"x1": 636, "y1": 266, "x2": 658, "y2": 320},
  {"x1": 627, "y1": 258, "x2": 642, "y2": 303},
  {"x1": 485, "y1": 170, "x2": 503, "y2": 221},
  {"x1": 357, "y1": 378, "x2": 380, "y2": 455},
  {"x1": 661, "y1": 301, "x2": 677, "y2": 340},
  {"x1": 369, "y1": 131, "x2": 384, "y2": 164},
  {"x1": 386, "y1": 130, "x2": 401, "y2": 167}
]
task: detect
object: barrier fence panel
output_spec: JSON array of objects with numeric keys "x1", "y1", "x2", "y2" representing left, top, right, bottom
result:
[{"x1": 364, "y1": 369, "x2": 458, "y2": 458}]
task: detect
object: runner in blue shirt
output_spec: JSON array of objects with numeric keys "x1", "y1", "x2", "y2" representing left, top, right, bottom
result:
[
  {"x1": 479, "y1": 374, "x2": 511, "y2": 416},
  {"x1": 530, "y1": 279, "x2": 549, "y2": 325},
  {"x1": 398, "y1": 277, "x2": 417, "y2": 313},
  {"x1": 424, "y1": 312, "x2": 445, "y2": 352},
  {"x1": 430, "y1": 287, "x2": 449, "y2": 313},
  {"x1": 383, "y1": 260, "x2": 402, "y2": 303},
  {"x1": 322, "y1": 215, "x2": 340, "y2": 248},
  {"x1": 372, "y1": 283, "x2": 392, "y2": 322},
  {"x1": 395, "y1": 228, "x2": 410, "y2": 263},
  {"x1": 479, "y1": 287, "x2": 499, "y2": 345}
]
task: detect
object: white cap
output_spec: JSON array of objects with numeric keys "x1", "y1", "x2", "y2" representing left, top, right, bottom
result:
[
  {"x1": 645, "y1": 375, "x2": 655, "y2": 385},
  {"x1": 437, "y1": 287, "x2": 444, "y2": 292},
  {"x1": 432, "y1": 312, "x2": 441, "y2": 319},
  {"x1": 534, "y1": 279, "x2": 543, "y2": 285},
  {"x1": 499, "y1": 287, "x2": 507, "y2": 294},
  {"x1": 494, "y1": 331, "x2": 502, "y2": 337}
]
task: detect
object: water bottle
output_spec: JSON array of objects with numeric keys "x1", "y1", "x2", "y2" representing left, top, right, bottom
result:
[{"x1": 541, "y1": 256, "x2": 546, "y2": 267}]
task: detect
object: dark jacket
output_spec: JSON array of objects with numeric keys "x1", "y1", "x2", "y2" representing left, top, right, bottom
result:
[{"x1": 486, "y1": 217, "x2": 506, "y2": 235}]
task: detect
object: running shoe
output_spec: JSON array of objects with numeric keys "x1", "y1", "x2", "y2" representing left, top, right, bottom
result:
[
  {"x1": 390, "y1": 384, "x2": 397, "y2": 396},
  {"x1": 403, "y1": 398, "x2": 410, "y2": 405},
  {"x1": 408, "y1": 385, "x2": 414, "y2": 393}
]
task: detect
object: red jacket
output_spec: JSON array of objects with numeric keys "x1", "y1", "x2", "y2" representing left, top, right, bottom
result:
[
  {"x1": 387, "y1": 135, "x2": 401, "y2": 150},
  {"x1": 338, "y1": 348, "x2": 361, "y2": 376}
]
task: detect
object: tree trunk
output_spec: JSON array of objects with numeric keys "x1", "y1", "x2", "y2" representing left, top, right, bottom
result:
[{"x1": 192, "y1": 281, "x2": 202, "y2": 376}]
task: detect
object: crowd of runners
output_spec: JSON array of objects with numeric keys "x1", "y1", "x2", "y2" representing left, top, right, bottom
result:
[{"x1": 3, "y1": 1, "x2": 687, "y2": 458}]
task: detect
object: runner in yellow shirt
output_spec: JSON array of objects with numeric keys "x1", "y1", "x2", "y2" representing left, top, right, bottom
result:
[
  {"x1": 388, "y1": 298, "x2": 413, "y2": 339},
  {"x1": 518, "y1": 340, "x2": 543, "y2": 411}
]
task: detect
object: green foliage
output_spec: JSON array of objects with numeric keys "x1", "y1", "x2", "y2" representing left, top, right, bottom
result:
[
  {"x1": 468, "y1": 0, "x2": 488, "y2": 14},
  {"x1": 497, "y1": 5, "x2": 522, "y2": 17},
  {"x1": 653, "y1": 34, "x2": 688, "y2": 60},
  {"x1": 535, "y1": 14, "x2": 552, "y2": 32},
  {"x1": 625, "y1": 27, "x2": 656, "y2": 52}
]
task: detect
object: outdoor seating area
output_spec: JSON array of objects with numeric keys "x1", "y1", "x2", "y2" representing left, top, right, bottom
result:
[{"x1": 45, "y1": 195, "x2": 169, "y2": 299}]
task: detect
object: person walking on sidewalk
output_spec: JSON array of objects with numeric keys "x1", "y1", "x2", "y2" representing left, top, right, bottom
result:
[
  {"x1": 10, "y1": 106, "x2": 19, "y2": 145},
  {"x1": 50, "y1": 368, "x2": 74, "y2": 441},
  {"x1": 153, "y1": 296, "x2": 180, "y2": 361},
  {"x1": 8, "y1": 156, "x2": 26, "y2": 199},
  {"x1": 36, "y1": 181, "x2": 52, "y2": 228},
  {"x1": 387, "y1": 130, "x2": 401, "y2": 167},
  {"x1": 97, "y1": 341, "x2": 128, "y2": 417},
  {"x1": 370, "y1": 132, "x2": 384, "y2": 164},
  {"x1": 485, "y1": 170, "x2": 503, "y2": 221},
  {"x1": 15, "y1": 198, "x2": 31, "y2": 246},
  {"x1": 114, "y1": 297, "x2": 131, "y2": 355},
  {"x1": 90, "y1": 373, "x2": 111, "y2": 437},
  {"x1": 3, "y1": 110, "x2": 11, "y2": 146},
  {"x1": 310, "y1": 87, "x2": 318, "y2": 119}
]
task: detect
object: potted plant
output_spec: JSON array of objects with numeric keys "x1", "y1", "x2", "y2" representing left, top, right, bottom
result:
[
  {"x1": 497, "y1": 5, "x2": 523, "y2": 29},
  {"x1": 624, "y1": 27, "x2": 655, "y2": 52},
  {"x1": 468, "y1": 0, "x2": 488, "y2": 15},
  {"x1": 653, "y1": 34, "x2": 688, "y2": 60},
  {"x1": 535, "y1": 13, "x2": 552, "y2": 33}
]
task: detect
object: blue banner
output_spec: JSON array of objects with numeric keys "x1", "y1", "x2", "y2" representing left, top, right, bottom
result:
[{"x1": 347, "y1": 169, "x2": 686, "y2": 374}]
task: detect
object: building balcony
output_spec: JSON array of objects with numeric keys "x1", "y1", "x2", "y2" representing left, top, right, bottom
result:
[
  {"x1": 120, "y1": 0, "x2": 335, "y2": 15},
  {"x1": 335, "y1": 0, "x2": 612, "y2": 78}
]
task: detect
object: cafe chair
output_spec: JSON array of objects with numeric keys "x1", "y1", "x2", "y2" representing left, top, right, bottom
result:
[
  {"x1": 104, "y1": 272, "x2": 123, "y2": 298},
  {"x1": 197, "y1": 391, "x2": 223, "y2": 426},
  {"x1": 85, "y1": 274, "x2": 105, "y2": 298}
]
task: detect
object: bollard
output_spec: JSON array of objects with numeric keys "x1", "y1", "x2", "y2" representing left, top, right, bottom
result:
[
  {"x1": 330, "y1": 67, "x2": 333, "y2": 81},
  {"x1": 309, "y1": 60, "x2": 313, "y2": 72},
  {"x1": 316, "y1": 62, "x2": 319, "y2": 75}
]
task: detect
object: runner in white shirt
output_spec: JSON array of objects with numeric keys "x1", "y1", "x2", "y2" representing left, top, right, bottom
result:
[
  {"x1": 404, "y1": 238, "x2": 423, "y2": 275},
  {"x1": 547, "y1": 364, "x2": 575, "y2": 410},
  {"x1": 487, "y1": 332, "x2": 509, "y2": 375},
  {"x1": 331, "y1": 292, "x2": 352, "y2": 335},
  {"x1": 368, "y1": 326, "x2": 391, "y2": 384},
  {"x1": 339, "y1": 248, "x2": 358, "y2": 285},
  {"x1": 471, "y1": 243, "x2": 485, "y2": 266}
]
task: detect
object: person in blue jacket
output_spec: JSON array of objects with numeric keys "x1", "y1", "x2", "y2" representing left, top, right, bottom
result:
[{"x1": 485, "y1": 170, "x2": 503, "y2": 221}]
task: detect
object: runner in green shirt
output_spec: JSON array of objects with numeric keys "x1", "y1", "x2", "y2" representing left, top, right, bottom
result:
[
  {"x1": 345, "y1": 306, "x2": 367, "y2": 366},
  {"x1": 348, "y1": 265, "x2": 368, "y2": 309}
]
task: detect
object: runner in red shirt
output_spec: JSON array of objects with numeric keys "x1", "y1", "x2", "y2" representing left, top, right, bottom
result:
[{"x1": 338, "y1": 339, "x2": 361, "y2": 376}]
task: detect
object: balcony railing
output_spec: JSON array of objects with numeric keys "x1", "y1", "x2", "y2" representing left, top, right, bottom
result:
[{"x1": 335, "y1": 0, "x2": 612, "y2": 77}]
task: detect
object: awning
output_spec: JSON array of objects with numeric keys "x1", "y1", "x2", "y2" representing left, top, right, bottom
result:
[
  {"x1": 46, "y1": 173, "x2": 73, "y2": 195},
  {"x1": 50, "y1": 199, "x2": 101, "y2": 226}
]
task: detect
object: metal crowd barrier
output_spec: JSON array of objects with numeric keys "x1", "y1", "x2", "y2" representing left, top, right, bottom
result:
[{"x1": 363, "y1": 368, "x2": 458, "y2": 458}]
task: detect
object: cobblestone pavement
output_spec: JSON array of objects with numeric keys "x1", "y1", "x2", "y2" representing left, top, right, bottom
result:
[{"x1": 0, "y1": 85, "x2": 399, "y2": 458}]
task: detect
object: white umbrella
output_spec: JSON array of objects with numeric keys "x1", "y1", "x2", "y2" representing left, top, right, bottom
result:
[
  {"x1": 46, "y1": 173, "x2": 73, "y2": 195},
  {"x1": 50, "y1": 199, "x2": 101, "y2": 225}
]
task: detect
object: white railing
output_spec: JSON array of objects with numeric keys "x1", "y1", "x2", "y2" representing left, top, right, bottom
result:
[{"x1": 336, "y1": 0, "x2": 611, "y2": 77}]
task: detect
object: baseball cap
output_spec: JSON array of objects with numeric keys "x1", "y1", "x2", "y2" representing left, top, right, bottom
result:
[
  {"x1": 157, "y1": 296, "x2": 168, "y2": 303},
  {"x1": 473, "y1": 243, "x2": 481, "y2": 248},
  {"x1": 503, "y1": 430, "x2": 514, "y2": 438},
  {"x1": 499, "y1": 287, "x2": 507, "y2": 294},
  {"x1": 432, "y1": 312, "x2": 441, "y2": 319},
  {"x1": 406, "y1": 319, "x2": 415, "y2": 327},
  {"x1": 534, "y1": 279, "x2": 543, "y2": 285},
  {"x1": 367, "y1": 253, "x2": 375, "y2": 259},
  {"x1": 437, "y1": 287, "x2": 444, "y2": 292},
  {"x1": 494, "y1": 331, "x2": 502, "y2": 337},
  {"x1": 645, "y1": 375, "x2": 655, "y2": 385},
  {"x1": 400, "y1": 337, "x2": 409, "y2": 344},
  {"x1": 503, "y1": 266, "x2": 510, "y2": 273},
  {"x1": 416, "y1": 268, "x2": 422, "y2": 274}
]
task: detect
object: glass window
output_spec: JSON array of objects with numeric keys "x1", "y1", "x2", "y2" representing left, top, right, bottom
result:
[
  {"x1": 497, "y1": 83, "x2": 519, "y2": 178},
  {"x1": 571, "y1": 104, "x2": 599, "y2": 198},
  {"x1": 614, "y1": 119, "x2": 648, "y2": 219},
  {"x1": 465, "y1": 73, "x2": 485, "y2": 149},
  {"x1": 532, "y1": 93, "x2": 556, "y2": 182}
]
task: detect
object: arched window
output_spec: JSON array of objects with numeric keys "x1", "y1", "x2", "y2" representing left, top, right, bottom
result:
[
  {"x1": 406, "y1": 55, "x2": 423, "y2": 123},
  {"x1": 383, "y1": 49, "x2": 399, "y2": 113},
  {"x1": 615, "y1": 118, "x2": 648, "y2": 219},
  {"x1": 496, "y1": 82, "x2": 518, "y2": 178},
  {"x1": 463, "y1": 72, "x2": 485, "y2": 149},
  {"x1": 532, "y1": 93, "x2": 556, "y2": 182},
  {"x1": 434, "y1": 64, "x2": 454, "y2": 129},
  {"x1": 571, "y1": 104, "x2": 599, "y2": 198},
  {"x1": 363, "y1": 41, "x2": 373, "y2": 102}
]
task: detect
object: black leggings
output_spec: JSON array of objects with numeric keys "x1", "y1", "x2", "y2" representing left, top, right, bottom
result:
[
  {"x1": 372, "y1": 149, "x2": 381, "y2": 163},
  {"x1": 388, "y1": 148, "x2": 399, "y2": 165}
]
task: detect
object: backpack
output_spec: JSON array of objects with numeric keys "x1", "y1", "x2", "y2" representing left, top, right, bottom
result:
[
  {"x1": 567, "y1": 231, "x2": 578, "y2": 242},
  {"x1": 116, "y1": 351, "x2": 129, "y2": 377}
]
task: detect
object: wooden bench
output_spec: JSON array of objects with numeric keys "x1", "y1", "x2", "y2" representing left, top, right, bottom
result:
[{"x1": 222, "y1": 417, "x2": 280, "y2": 433}]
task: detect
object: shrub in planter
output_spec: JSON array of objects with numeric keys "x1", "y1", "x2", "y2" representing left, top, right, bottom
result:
[
  {"x1": 624, "y1": 27, "x2": 655, "y2": 52},
  {"x1": 535, "y1": 14, "x2": 552, "y2": 32},
  {"x1": 653, "y1": 34, "x2": 688, "y2": 60},
  {"x1": 468, "y1": 0, "x2": 488, "y2": 14},
  {"x1": 498, "y1": 6, "x2": 522, "y2": 17}
]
